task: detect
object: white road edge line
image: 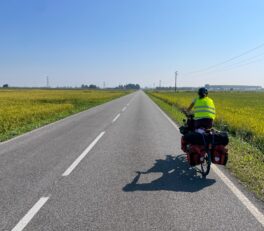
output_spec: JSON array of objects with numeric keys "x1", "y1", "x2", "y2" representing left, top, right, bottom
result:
[
  {"x1": 152, "y1": 101, "x2": 179, "y2": 131},
  {"x1": 11, "y1": 197, "x2": 49, "y2": 231},
  {"x1": 211, "y1": 165, "x2": 264, "y2": 226},
  {"x1": 62, "y1": 131, "x2": 105, "y2": 176},
  {"x1": 112, "y1": 114, "x2": 120, "y2": 123},
  {"x1": 122, "y1": 107, "x2": 127, "y2": 112},
  {"x1": 150, "y1": 95, "x2": 264, "y2": 227}
]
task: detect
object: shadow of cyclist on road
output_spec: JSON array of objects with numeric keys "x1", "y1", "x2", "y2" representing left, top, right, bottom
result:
[{"x1": 123, "y1": 154, "x2": 216, "y2": 192}]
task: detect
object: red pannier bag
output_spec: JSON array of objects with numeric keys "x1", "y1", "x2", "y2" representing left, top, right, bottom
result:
[
  {"x1": 181, "y1": 137, "x2": 188, "y2": 152},
  {"x1": 211, "y1": 145, "x2": 228, "y2": 165},
  {"x1": 186, "y1": 145, "x2": 206, "y2": 166}
]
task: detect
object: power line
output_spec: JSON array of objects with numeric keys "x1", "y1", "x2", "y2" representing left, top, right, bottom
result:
[
  {"x1": 190, "y1": 52, "x2": 264, "y2": 77},
  {"x1": 184, "y1": 42, "x2": 264, "y2": 75},
  {"x1": 206, "y1": 56, "x2": 264, "y2": 75},
  {"x1": 218, "y1": 51, "x2": 264, "y2": 69}
]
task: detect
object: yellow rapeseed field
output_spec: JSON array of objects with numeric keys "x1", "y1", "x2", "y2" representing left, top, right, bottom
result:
[
  {"x1": 149, "y1": 91, "x2": 264, "y2": 151},
  {"x1": 0, "y1": 89, "x2": 128, "y2": 141}
]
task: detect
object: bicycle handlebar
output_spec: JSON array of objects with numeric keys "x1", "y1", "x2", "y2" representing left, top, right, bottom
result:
[{"x1": 182, "y1": 109, "x2": 194, "y2": 118}]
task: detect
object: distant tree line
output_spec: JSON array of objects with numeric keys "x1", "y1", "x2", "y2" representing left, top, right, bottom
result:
[
  {"x1": 81, "y1": 84, "x2": 99, "y2": 89},
  {"x1": 1, "y1": 83, "x2": 141, "y2": 90},
  {"x1": 81, "y1": 83, "x2": 140, "y2": 90},
  {"x1": 115, "y1": 83, "x2": 140, "y2": 90},
  {"x1": 154, "y1": 86, "x2": 197, "y2": 91}
]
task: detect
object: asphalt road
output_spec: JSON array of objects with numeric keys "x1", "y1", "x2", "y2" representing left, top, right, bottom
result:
[{"x1": 1, "y1": 91, "x2": 264, "y2": 231}]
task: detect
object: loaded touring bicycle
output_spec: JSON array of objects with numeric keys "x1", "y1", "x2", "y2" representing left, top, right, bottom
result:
[{"x1": 180, "y1": 113, "x2": 229, "y2": 178}]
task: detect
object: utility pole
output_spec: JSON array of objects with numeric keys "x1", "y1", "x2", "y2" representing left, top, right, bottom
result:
[
  {"x1": 46, "y1": 76, "x2": 50, "y2": 88},
  {"x1": 103, "y1": 82, "x2": 106, "y2": 89},
  {"x1": 159, "y1": 80, "x2": 161, "y2": 88},
  {"x1": 175, "y1": 71, "x2": 178, "y2": 92}
]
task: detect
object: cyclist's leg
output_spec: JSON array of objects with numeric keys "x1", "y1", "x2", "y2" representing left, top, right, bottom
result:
[{"x1": 194, "y1": 118, "x2": 213, "y2": 129}]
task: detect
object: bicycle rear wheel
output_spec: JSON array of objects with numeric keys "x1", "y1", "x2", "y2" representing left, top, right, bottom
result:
[{"x1": 200, "y1": 153, "x2": 211, "y2": 178}]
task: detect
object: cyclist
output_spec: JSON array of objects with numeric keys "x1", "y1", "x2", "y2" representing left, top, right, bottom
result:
[{"x1": 186, "y1": 87, "x2": 216, "y2": 130}]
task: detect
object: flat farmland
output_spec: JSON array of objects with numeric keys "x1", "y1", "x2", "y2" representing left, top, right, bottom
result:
[{"x1": 0, "y1": 89, "x2": 129, "y2": 141}]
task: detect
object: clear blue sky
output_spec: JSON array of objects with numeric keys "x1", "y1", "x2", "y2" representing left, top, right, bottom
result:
[{"x1": 1, "y1": 0, "x2": 264, "y2": 88}]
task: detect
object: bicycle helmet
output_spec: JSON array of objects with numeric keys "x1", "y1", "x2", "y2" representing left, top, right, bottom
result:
[{"x1": 198, "y1": 87, "x2": 208, "y2": 97}]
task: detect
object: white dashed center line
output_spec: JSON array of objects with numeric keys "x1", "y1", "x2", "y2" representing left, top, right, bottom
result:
[
  {"x1": 112, "y1": 113, "x2": 120, "y2": 123},
  {"x1": 12, "y1": 197, "x2": 50, "y2": 231},
  {"x1": 62, "y1": 131, "x2": 105, "y2": 176}
]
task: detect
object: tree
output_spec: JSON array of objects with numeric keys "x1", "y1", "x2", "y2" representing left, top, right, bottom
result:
[
  {"x1": 89, "y1": 84, "x2": 98, "y2": 89},
  {"x1": 81, "y1": 84, "x2": 99, "y2": 89},
  {"x1": 81, "y1": 84, "x2": 88, "y2": 89},
  {"x1": 115, "y1": 85, "x2": 124, "y2": 89},
  {"x1": 3, "y1": 84, "x2": 8, "y2": 88},
  {"x1": 124, "y1": 83, "x2": 140, "y2": 89}
]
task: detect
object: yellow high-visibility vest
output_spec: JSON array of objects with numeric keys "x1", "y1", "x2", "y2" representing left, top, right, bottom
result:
[{"x1": 194, "y1": 97, "x2": 216, "y2": 120}]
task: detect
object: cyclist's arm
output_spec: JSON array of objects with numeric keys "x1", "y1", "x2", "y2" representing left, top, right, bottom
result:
[
  {"x1": 187, "y1": 98, "x2": 196, "y2": 113},
  {"x1": 187, "y1": 102, "x2": 194, "y2": 113}
]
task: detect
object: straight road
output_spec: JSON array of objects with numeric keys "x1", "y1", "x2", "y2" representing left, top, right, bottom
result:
[{"x1": 1, "y1": 91, "x2": 264, "y2": 231}]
